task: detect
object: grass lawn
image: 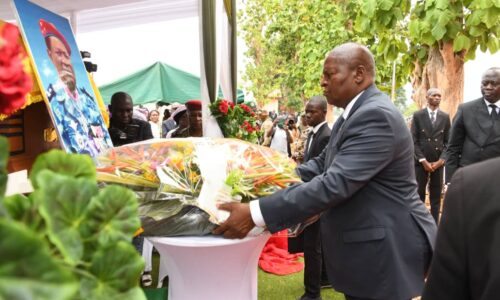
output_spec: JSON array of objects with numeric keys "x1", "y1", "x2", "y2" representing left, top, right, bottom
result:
[
  {"x1": 145, "y1": 253, "x2": 345, "y2": 300},
  {"x1": 257, "y1": 258, "x2": 345, "y2": 300}
]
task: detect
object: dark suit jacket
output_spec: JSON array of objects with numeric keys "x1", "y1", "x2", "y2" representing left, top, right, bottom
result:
[
  {"x1": 411, "y1": 108, "x2": 450, "y2": 163},
  {"x1": 303, "y1": 122, "x2": 331, "y2": 162},
  {"x1": 289, "y1": 122, "x2": 331, "y2": 253},
  {"x1": 109, "y1": 118, "x2": 153, "y2": 147},
  {"x1": 423, "y1": 157, "x2": 500, "y2": 300},
  {"x1": 445, "y1": 98, "x2": 500, "y2": 182},
  {"x1": 258, "y1": 85, "x2": 437, "y2": 299}
]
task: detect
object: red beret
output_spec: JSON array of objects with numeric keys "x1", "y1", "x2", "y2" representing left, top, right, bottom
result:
[
  {"x1": 39, "y1": 19, "x2": 71, "y2": 55},
  {"x1": 185, "y1": 100, "x2": 202, "y2": 111}
]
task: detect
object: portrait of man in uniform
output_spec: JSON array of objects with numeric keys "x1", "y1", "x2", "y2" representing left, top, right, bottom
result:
[{"x1": 12, "y1": 0, "x2": 114, "y2": 157}]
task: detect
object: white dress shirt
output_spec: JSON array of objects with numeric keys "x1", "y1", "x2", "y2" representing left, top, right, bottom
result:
[
  {"x1": 484, "y1": 99, "x2": 500, "y2": 115},
  {"x1": 250, "y1": 91, "x2": 365, "y2": 228},
  {"x1": 306, "y1": 121, "x2": 327, "y2": 153},
  {"x1": 427, "y1": 107, "x2": 438, "y2": 121},
  {"x1": 418, "y1": 107, "x2": 439, "y2": 162}
]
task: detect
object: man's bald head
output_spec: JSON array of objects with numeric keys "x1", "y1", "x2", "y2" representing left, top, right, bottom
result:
[
  {"x1": 321, "y1": 43, "x2": 376, "y2": 108},
  {"x1": 308, "y1": 95, "x2": 327, "y2": 112},
  {"x1": 328, "y1": 43, "x2": 376, "y2": 78}
]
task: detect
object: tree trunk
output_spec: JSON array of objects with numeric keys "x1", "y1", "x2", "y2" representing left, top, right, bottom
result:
[{"x1": 410, "y1": 42, "x2": 466, "y2": 119}]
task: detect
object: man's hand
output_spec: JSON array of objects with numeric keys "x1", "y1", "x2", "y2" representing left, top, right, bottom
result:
[
  {"x1": 430, "y1": 159, "x2": 445, "y2": 170},
  {"x1": 212, "y1": 202, "x2": 255, "y2": 239},
  {"x1": 421, "y1": 159, "x2": 434, "y2": 172}
]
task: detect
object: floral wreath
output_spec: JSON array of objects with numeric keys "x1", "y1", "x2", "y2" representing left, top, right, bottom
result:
[{"x1": 209, "y1": 99, "x2": 260, "y2": 143}]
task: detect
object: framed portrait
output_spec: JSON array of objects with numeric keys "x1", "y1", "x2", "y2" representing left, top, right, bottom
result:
[{"x1": 11, "y1": 0, "x2": 114, "y2": 157}]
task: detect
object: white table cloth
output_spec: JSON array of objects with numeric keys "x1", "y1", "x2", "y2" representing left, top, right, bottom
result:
[{"x1": 149, "y1": 233, "x2": 270, "y2": 300}]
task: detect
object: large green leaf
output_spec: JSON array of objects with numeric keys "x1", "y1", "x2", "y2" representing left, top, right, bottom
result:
[
  {"x1": 81, "y1": 185, "x2": 140, "y2": 247},
  {"x1": 37, "y1": 170, "x2": 98, "y2": 265},
  {"x1": 30, "y1": 150, "x2": 96, "y2": 189},
  {"x1": 3, "y1": 194, "x2": 44, "y2": 231},
  {"x1": 80, "y1": 242, "x2": 145, "y2": 300},
  {"x1": 379, "y1": 0, "x2": 393, "y2": 11},
  {"x1": 361, "y1": 0, "x2": 376, "y2": 17},
  {"x1": 435, "y1": 0, "x2": 449, "y2": 9},
  {"x1": 0, "y1": 220, "x2": 78, "y2": 300},
  {"x1": 431, "y1": 24, "x2": 447, "y2": 40},
  {"x1": 487, "y1": 34, "x2": 499, "y2": 53},
  {"x1": 453, "y1": 34, "x2": 472, "y2": 51}
]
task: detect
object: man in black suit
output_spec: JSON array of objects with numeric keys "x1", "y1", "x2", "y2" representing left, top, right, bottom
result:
[
  {"x1": 214, "y1": 43, "x2": 436, "y2": 300},
  {"x1": 289, "y1": 95, "x2": 331, "y2": 300},
  {"x1": 422, "y1": 157, "x2": 500, "y2": 300},
  {"x1": 411, "y1": 88, "x2": 450, "y2": 223},
  {"x1": 445, "y1": 67, "x2": 500, "y2": 183}
]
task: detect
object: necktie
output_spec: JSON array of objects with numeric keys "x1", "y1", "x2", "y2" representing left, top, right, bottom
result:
[
  {"x1": 430, "y1": 111, "x2": 436, "y2": 125},
  {"x1": 490, "y1": 104, "x2": 498, "y2": 120},
  {"x1": 305, "y1": 130, "x2": 314, "y2": 157},
  {"x1": 331, "y1": 116, "x2": 345, "y2": 136}
]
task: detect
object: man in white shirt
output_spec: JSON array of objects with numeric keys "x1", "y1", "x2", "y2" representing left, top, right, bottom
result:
[
  {"x1": 410, "y1": 88, "x2": 451, "y2": 223},
  {"x1": 214, "y1": 42, "x2": 436, "y2": 300},
  {"x1": 445, "y1": 67, "x2": 500, "y2": 183}
]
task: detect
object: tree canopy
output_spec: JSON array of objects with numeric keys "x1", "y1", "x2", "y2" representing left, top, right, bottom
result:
[{"x1": 239, "y1": 0, "x2": 500, "y2": 115}]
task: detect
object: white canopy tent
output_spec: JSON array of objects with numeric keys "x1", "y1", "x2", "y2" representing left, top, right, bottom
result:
[{"x1": 0, "y1": 0, "x2": 198, "y2": 33}]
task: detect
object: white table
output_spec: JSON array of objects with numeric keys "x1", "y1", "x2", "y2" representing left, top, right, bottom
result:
[{"x1": 148, "y1": 233, "x2": 270, "y2": 300}]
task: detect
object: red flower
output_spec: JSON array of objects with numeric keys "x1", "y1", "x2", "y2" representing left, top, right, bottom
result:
[
  {"x1": 218, "y1": 100, "x2": 229, "y2": 115},
  {"x1": 239, "y1": 104, "x2": 252, "y2": 114},
  {"x1": 209, "y1": 98, "x2": 259, "y2": 143},
  {"x1": 0, "y1": 23, "x2": 32, "y2": 115}
]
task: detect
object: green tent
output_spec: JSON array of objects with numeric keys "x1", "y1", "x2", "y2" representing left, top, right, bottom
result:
[{"x1": 98, "y1": 62, "x2": 244, "y2": 105}]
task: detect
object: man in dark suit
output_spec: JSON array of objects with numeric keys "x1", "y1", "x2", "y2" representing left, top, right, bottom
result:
[
  {"x1": 214, "y1": 43, "x2": 437, "y2": 300},
  {"x1": 422, "y1": 157, "x2": 500, "y2": 300},
  {"x1": 288, "y1": 95, "x2": 331, "y2": 300},
  {"x1": 411, "y1": 88, "x2": 451, "y2": 223},
  {"x1": 445, "y1": 67, "x2": 500, "y2": 183}
]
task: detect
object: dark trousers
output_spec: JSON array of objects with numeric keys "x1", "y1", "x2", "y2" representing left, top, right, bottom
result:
[
  {"x1": 415, "y1": 164, "x2": 443, "y2": 223},
  {"x1": 303, "y1": 219, "x2": 328, "y2": 298}
]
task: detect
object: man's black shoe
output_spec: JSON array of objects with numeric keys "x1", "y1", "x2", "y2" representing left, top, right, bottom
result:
[
  {"x1": 297, "y1": 294, "x2": 322, "y2": 300},
  {"x1": 320, "y1": 280, "x2": 331, "y2": 289}
]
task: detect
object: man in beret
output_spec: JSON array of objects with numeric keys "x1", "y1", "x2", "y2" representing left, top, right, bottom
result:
[
  {"x1": 185, "y1": 100, "x2": 203, "y2": 137},
  {"x1": 40, "y1": 19, "x2": 110, "y2": 156}
]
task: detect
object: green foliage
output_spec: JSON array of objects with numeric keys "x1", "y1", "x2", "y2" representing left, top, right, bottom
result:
[
  {"x1": 393, "y1": 88, "x2": 410, "y2": 114},
  {"x1": 0, "y1": 141, "x2": 145, "y2": 300},
  {"x1": 239, "y1": 0, "x2": 412, "y2": 109},
  {"x1": 240, "y1": 0, "x2": 500, "y2": 107},
  {"x1": 0, "y1": 220, "x2": 78, "y2": 300},
  {"x1": 404, "y1": 102, "x2": 420, "y2": 118},
  {"x1": 409, "y1": 0, "x2": 500, "y2": 63},
  {"x1": 30, "y1": 149, "x2": 96, "y2": 189}
]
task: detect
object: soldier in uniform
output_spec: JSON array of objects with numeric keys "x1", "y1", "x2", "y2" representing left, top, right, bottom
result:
[
  {"x1": 184, "y1": 100, "x2": 203, "y2": 137},
  {"x1": 40, "y1": 19, "x2": 111, "y2": 156}
]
